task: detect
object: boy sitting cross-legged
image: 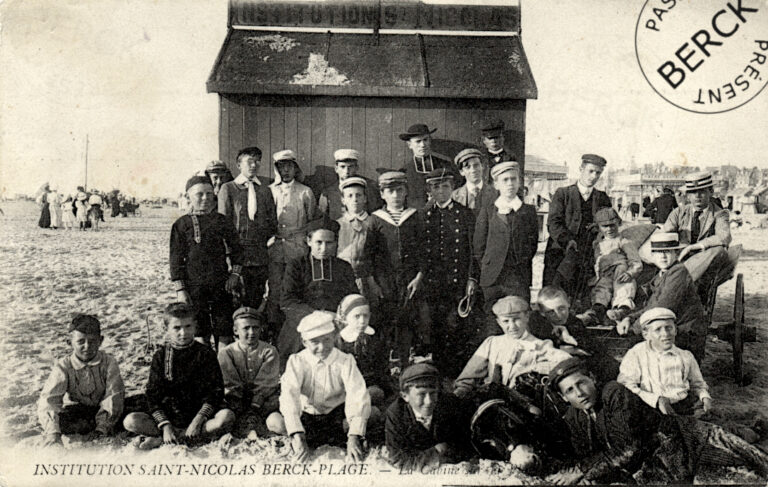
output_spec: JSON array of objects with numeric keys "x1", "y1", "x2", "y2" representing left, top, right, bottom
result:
[
  {"x1": 38, "y1": 314, "x2": 125, "y2": 446},
  {"x1": 123, "y1": 303, "x2": 234, "y2": 449},
  {"x1": 218, "y1": 307, "x2": 280, "y2": 437},
  {"x1": 618, "y1": 307, "x2": 712, "y2": 416},
  {"x1": 266, "y1": 311, "x2": 371, "y2": 462}
]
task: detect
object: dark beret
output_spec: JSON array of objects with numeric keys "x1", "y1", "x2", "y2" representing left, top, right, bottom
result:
[
  {"x1": 69, "y1": 314, "x2": 101, "y2": 335},
  {"x1": 233, "y1": 306, "x2": 266, "y2": 323},
  {"x1": 481, "y1": 118, "x2": 505, "y2": 134}
]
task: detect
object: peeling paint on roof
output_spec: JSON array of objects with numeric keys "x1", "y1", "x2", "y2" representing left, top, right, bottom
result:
[
  {"x1": 243, "y1": 34, "x2": 299, "y2": 52},
  {"x1": 508, "y1": 52, "x2": 522, "y2": 74},
  {"x1": 291, "y1": 53, "x2": 351, "y2": 86}
]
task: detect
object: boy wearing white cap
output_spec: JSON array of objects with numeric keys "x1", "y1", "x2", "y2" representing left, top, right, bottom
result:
[
  {"x1": 618, "y1": 232, "x2": 707, "y2": 361},
  {"x1": 618, "y1": 307, "x2": 711, "y2": 416},
  {"x1": 662, "y1": 170, "x2": 731, "y2": 302},
  {"x1": 267, "y1": 311, "x2": 371, "y2": 462},
  {"x1": 318, "y1": 149, "x2": 382, "y2": 220}
]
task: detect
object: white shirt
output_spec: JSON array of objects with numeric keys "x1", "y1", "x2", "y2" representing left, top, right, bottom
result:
[
  {"x1": 618, "y1": 341, "x2": 711, "y2": 408},
  {"x1": 576, "y1": 181, "x2": 594, "y2": 201},
  {"x1": 279, "y1": 348, "x2": 371, "y2": 437},
  {"x1": 494, "y1": 196, "x2": 523, "y2": 215},
  {"x1": 233, "y1": 173, "x2": 262, "y2": 186}
]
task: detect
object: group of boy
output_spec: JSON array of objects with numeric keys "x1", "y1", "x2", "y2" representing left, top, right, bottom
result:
[{"x1": 39, "y1": 118, "x2": 757, "y2": 480}]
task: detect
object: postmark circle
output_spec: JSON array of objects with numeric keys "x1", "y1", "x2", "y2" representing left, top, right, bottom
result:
[{"x1": 635, "y1": 0, "x2": 768, "y2": 114}]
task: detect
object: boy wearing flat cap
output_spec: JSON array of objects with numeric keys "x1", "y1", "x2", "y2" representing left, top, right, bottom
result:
[
  {"x1": 543, "y1": 154, "x2": 612, "y2": 300},
  {"x1": 579, "y1": 207, "x2": 642, "y2": 325},
  {"x1": 422, "y1": 167, "x2": 479, "y2": 376},
  {"x1": 398, "y1": 123, "x2": 454, "y2": 209},
  {"x1": 368, "y1": 171, "x2": 430, "y2": 360},
  {"x1": 452, "y1": 148, "x2": 497, "y2": 216},
  {"x1": 619, "y1": 232, "x2": 707, "y2": 361},
  {"x1": 662, "y1": 170, "x2": 731, "y2": 303},
  {"x1": 318, "y1": 149, "x2": 382, "y2": 220},
  {"x1": 278, "y1": 220, "x2": 358, "y2": 366},
  {"x1": 480, "y1": 118, "x2": 512, "y2": 170},
  {"x1": 268, "y1": 149, "x2": 319, "y2": 336},
  {"x1": 218, "y1": 146, "x2": 278, "y2": 311},
  {"x1": 385, "y1": 363, "x2": 474, "y2": 472},
  {"x1": 38, "y1": 314, "x2": 125, "y2": 446},
  {"x1": 204, "y1": 160, "x2": 233, "y2": 196},
  {"x1": 618, "y1": 308, "x2": 711, "y2": 416},
  {"x1": 474, "y1": 161, "x2": 539, "y2": 310},
  {"x1": 268, "y1": 311, "x2": 371, "y2": 462},
  {"x1": 171, "y1": 175, "x2": 244, "y2": 349},
  {"x1": 335, "y1": 176, "x2": 381, "y2": 301},
  {"x1": 218, "y1": 307, "x2": 280, "y2": 436},
  {"x1": 454, "y1": 296, "x2": 571, "y2": 398}
]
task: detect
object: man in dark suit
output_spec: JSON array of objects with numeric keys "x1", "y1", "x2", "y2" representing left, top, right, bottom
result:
[
  {"x1": 451, "y1": 148, "x2": 498, "y2": 217},
  {"x1": 398, "y1": 124, "x2": 454, "y2": 209},
  {"x1": 480, "y1": 118, "x2": 512, "y2": 171},
  {"x1": 474, "y1": 161, "x2": 539, "y2": 308},
  {"x1": 422, "y1": 168, "x2": 479, "y2": 376},
  {"x1": 543, "y1": 154, "x2": 612, "y2": 302},
  {"x1": 317, "y1": 149, "x2": 383, "y2": 220},
  {"x1": 645, "y1": 186, "x2": 678, "y2": 224}
]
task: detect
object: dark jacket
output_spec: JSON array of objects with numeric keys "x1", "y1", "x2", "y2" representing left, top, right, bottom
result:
[
  {"x1": 485, "y1": 148, "x2": 513, "y2": 169},
  {"x1": 645, "y1": 193, "x2": 678, "y2": 224},
  {"x1": 473, "y1": 201, "x2": 539, "y2": 287},
  {"x1": 281, "y1": 254, "x2": 358, "y2": 318},
  {"x1": 451, "y1": 183, "x2": 498, "y2": 218},
  {"x1": 169, "y1": 212, "x2": 243, "y2": 286},
  {"x1": 401, "y1": 153, "x2": 454, "y2": 210},
  {"x1": 385, "y1": 393, "x2": 474, "y2": 471},
  {"x1": 217, "y1": 178, "x2": 277, "y2": 267},
  {"x1": 422, "y1": 200, "x2": 478, "y2": 299},
  {"x1": 563, "y1": 381, "x2": 693, "y2": 484},
  {"x1": 545, "y1": 184, "x2": 612, "y2": 252},
  {"x1": 146, "y1": 342, "x2": 225, "y2": 427},
  {"x1": 368, "y1": 209, "x2": 426, "y2": 299}
]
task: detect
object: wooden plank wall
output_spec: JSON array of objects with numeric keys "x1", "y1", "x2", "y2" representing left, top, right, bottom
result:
[{"x1": 219, "y1": 94, "x2": 526, "y2": 190}]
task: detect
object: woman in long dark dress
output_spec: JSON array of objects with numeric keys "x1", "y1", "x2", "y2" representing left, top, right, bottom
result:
[{"x1": 37, "y1": 184, "x2": 51, "y2": 228}]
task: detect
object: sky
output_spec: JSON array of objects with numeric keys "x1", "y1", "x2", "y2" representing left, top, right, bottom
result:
[{"x1": 1, "y1": 0, "x2": 767, "y2": 198}]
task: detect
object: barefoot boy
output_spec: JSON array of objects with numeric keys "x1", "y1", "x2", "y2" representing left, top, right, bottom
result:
[
  {"x1": 218, "y1": 307, "x2": 280, "y2": 435},
  {"x1": 618, "y1": 307, "x2": 712, "y2": 416},
  {"x1": 171, "y1": 175, "x2": 243, "y2": 348},
  {"x1": 123, "y1": 303, "x2": 234, "y2": 448},
  {"x1": 267, "y1": 311, "x2": 371, "y2": 462},
  {"x1": 38, "y1": 314, "x2": 125, "y2": 446}
]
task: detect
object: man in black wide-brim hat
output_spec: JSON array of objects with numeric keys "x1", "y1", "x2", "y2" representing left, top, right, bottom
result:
[{"x1": 398, "y1": 123, "x2": 455, "y2": 209}]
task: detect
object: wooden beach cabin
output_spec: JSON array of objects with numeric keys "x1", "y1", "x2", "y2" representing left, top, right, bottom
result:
[{"x1": 207, "y1": 0, "x2": 537, "y2": 188}]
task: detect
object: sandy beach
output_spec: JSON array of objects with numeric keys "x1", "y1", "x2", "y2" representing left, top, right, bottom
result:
[{"x1": 1, "y1": 199, "x2": 766, "y2": 486}]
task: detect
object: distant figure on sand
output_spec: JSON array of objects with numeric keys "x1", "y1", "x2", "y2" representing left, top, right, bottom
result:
[
  {"x1": 37, "y1": 183, "x2": 51, "y2": 228},
  {"x1": 76, "y1": 192, "x2": 89, "y2": 231},
  {"x1": 49, "y1": 190, "x2": 62, "y2": 229},
  {"x1": 61, "y1": 196, "x2": 75, "y2": 230}
]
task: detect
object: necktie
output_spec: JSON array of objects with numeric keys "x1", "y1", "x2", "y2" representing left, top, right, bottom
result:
[
  {"x1": 246, "y1": 180, "x2": 258, "y2": 220},
  {"x1": 469, "y1": 187, "x2": 480, "y2": 209},
  {"x1": 690, "y1": 210, "x2": 703, "y2": 242}
]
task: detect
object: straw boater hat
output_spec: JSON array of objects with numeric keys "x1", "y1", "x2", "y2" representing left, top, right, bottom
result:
[
  {"x1": 205, "y1": 160, "x2": 229, "y2": 174},
  {"x1": 398, "y1": 123, "x2": 437, "y2": 141},
  {"x1": 650, "y1": 232, "x2": 686, "y2": 251},
  {"x1": 683, "y1": 171, "x2": 714, "y2": 192},
  {"x1": 334, "y1": 149, "x2": 359, "y2": 163}
]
